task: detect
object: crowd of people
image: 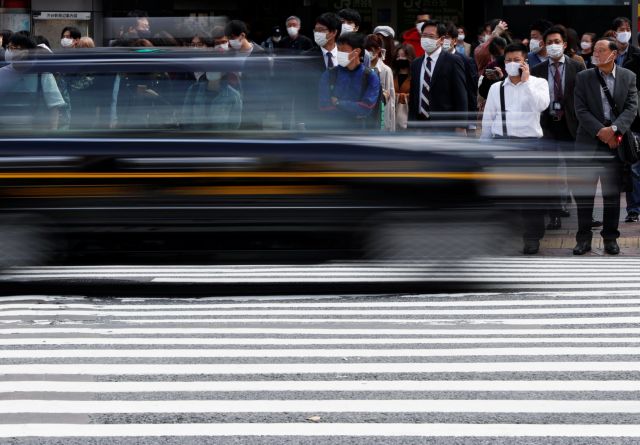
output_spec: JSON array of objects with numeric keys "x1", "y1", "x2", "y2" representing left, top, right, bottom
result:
[{"x1": 1, "y1": 9, "x2": 640, "y2": 255}]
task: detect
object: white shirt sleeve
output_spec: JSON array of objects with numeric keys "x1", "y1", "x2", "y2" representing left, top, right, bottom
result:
[
  {"x1": 481, "y1": 82, "x2": 500, "y2": 140},
  {"x1": 40, "y1": 73, "x2": 66, "y2": 109},
  {"x1": 525, "y1": 76, "x2": 551, "y2": 113}
]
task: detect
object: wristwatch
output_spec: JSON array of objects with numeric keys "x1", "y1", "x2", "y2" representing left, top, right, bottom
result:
[{"x1": 611, "y1": 124, "x2": 618, "y2": 134}]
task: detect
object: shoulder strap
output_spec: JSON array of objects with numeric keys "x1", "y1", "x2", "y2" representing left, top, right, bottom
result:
[
  {"x1": 500, "y1": 80, "x2": 508, "y2": 137},
  {"x1": 595, "y1": 69, "x2": 620, "y2": 117}
]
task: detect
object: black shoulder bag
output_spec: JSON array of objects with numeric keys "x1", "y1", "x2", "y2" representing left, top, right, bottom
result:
[{"x1": 595, "y1": 71, "x2": 640, "y2": 164}]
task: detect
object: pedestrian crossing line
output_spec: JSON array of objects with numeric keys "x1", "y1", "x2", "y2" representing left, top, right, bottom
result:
[
  {"x1": 2, "y1": 346, "x2": 640, "y2": 359},
  {"x1": 5, "y1": 399, "x2": 640, "y2": 414},
  {"x1": 98, "y1": 316, "x2": 640, "y2": 325},
  {"x1": 2, "y1": 337, "x2": 640, "y2": 346},
  {"x1": 6, "y1": 306, "x2": 640, "y2": 316},
  {"x1": 2, "y1": 380, "x2": 639, "y2": 393},
  {"x1": 4, "y1": 327, "x2": 640, "y2": 335},
  {"x1": 4, "y1": 297, "x2": 640, "y2": 309},
  {"x1": 1, "y1": 423, "x2": 640, "y2": 438},
  {"x1": 2, "y1": 362, "x2": 640, "y2": 375}
]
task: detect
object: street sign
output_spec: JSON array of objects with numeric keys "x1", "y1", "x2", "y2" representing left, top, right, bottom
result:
[{"x1": 33, "y1": 12, "x2": 92, "y2": 21}]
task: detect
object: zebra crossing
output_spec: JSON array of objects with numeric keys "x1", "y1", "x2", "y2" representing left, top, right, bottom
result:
[
  {"x1": 4, "y1": 257, "x2": 640, "y2": 292},
  {"x1": 1, "y1": 290, "x2": 640, "y2": 444}
]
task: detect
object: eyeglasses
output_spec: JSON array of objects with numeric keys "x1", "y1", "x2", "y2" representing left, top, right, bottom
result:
[{"x1": 190, "y1": 42, "x2": 205, "y2": 48}]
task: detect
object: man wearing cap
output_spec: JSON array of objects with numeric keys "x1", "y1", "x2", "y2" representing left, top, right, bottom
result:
[
  {"x1": 261, "y1": 26, "x2": 283, "y2": 54},
  {"x1": 280, "y1": 16, "x2": 313, "y2": 51}
]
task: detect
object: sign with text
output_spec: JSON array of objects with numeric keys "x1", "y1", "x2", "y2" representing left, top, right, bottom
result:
[{"x1": 34, "y1": 12, "x2": 92, "y2": 21}]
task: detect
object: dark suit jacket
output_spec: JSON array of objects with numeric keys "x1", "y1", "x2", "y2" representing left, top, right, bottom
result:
[
  {"x1": 454, "y1": 52, "x2": 479, "y2": 121},
  {"x1": 622, "y1": 45, "x2": 640, "y2": 132},
  {"x1": 531, "y1": 56, "x2": 585, "y2": 139},
  {"x1": 574, "y1": 66, "x2": 638, "y2": 157},
  {"x1": 408, "y1": 50, "x2": 468, "y2": 123}
]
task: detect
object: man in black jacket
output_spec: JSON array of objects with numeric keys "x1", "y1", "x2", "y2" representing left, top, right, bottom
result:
[
  {"x1": 531, "y1": 25, "x2": 585, "y2": 231},
  {"x1": 614, "y1": 16, "x2": 640, "y2": 223},
  {"x1": 408, "y1": 20, "x2": 468, "y2": 133}
]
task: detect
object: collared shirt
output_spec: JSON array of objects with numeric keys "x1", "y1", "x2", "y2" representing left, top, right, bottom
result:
[
  {"x1": 547, "y1": 55, "x2": 566, "y2": 104},
  {"x1": 481, "y1": 75, "x2": 551, "y2": 139},
  {"x1": 419, "y1": 46, "x2": 442, "y2": 99},
  {"x1": 321, "y1": 46, "x2": 338, "y2": 69},
  {"x1": 598, "y1": 65, "x2": 617, "y2": 121}
]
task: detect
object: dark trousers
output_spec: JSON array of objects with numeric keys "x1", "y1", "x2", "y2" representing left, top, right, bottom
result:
[
  {"x1": 545, "y1": 118, "x2": 573, "y2": 217},
  {"x1": 571, "y1": 145, "x2": 622, "y2": 243}
]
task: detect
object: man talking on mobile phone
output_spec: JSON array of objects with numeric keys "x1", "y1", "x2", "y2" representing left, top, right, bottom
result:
[{"x1": 481, "y1": 42, "x2": 550, "y2": 254}]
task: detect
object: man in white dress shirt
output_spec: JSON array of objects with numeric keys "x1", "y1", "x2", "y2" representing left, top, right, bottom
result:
[{"x1": 481, "y1": 42, "x2": 550, "y2": 254}]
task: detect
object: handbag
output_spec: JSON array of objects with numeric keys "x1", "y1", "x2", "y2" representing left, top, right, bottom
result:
[{"x1": 595, "y1": 70, "x2": 640, "y2": 164}]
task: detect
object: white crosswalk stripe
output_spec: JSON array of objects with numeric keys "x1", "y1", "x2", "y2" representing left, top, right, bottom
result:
[{"x1": 2, "y1": 277, "x2": 640, "y2": 443}]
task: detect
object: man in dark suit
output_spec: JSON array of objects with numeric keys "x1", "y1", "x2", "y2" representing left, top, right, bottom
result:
[
  {"x1": 444, "y1": 23, "x2": 478, "y2": 129},
  {"x1": 408, "y1": 20, "x2": 468, "y2": 133},
  {"x1": 613, "y1": 17, "x2": 640, "y2": 222},
  {"x1": 573, "y1": 37, "x2": 638, "y2": 255},
  {"x1": 531, "y1": 25, "x2": 585, "y2": 231}
]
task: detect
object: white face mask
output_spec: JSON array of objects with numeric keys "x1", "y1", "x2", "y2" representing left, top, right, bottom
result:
[
  {"x1": 287, "y1": 27, "x2": 299, "y2": 38},
  {"x1": 592, "y1": 52, "x2": 614, "y2": 67},
  {"x1": 442, "y1": 39, "x2": 452, "y2": 51},
  {"x1": 580, "y1": 41, "x2": 592, "y2": 51},
  {"x1": 416, "y1": 22, "x2": 425, "y2": 34},
  {"x1": 341, "y1": 23, "x2": 355, "y2": 34},
  {"x1": 336, "y1": 50, "x2": 352, "y2": 67},
  {"x1": 272, "y1": 36, "x2": 281, "y2": 43},
  {"x1": 546, "y1": 43, "x2": 564, "y2": 60},
  {"x1": 214, "y1": 43, "x2": 229, "y2": 52},
  {"x1": 529, "y1": 39, "x2": 541, "y2": 54},
  {"x1": 617, "y1": 31, "x2": 631, "y2": 44},
  {"x1": 229, "y1": 38, "x2": 242, "y2": 50},
  {"x1": 4, "y1": 49, "x2": 26, "y2": 63},
  {"x1": 482, "y1": 34, "x2": 490, "y2": 42},
  {"x1": 421, "y1": 37, "x2": 438, "y2": 54},
  {"x1": 505, "y1": 61, "x2": 522, "y2": 77},
  {"x1": 314, "y1": 31, "x2": 328, "y2": 47},
  {"x1": 365, "y1": 49, "x2": 373, "y2": 61},
  {"x1": 458, "y1": 34, "x2": 465, "y2": 41},
  {"x1": 60, "y1": 38, "x2": 74, "y2": 48},
  {"x1": 206, "y1": 71, "x2": 223, "y2": 82}
]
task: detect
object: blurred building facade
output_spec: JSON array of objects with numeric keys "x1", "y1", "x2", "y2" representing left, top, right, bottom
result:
[{"x1": 0, "y1": 0, "x2": 636, "y2": 49}]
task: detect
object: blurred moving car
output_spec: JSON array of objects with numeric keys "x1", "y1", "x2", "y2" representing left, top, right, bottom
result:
[{"x1": 0, "y1": 49, "x2": 564, "y2": 265}]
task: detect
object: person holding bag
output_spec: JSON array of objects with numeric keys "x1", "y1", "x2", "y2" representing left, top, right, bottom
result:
[{"x1": 572, "y1": 37, "x2": 638, "y2": 255}]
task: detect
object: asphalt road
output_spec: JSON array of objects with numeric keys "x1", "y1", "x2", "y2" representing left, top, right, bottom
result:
[{"x1": 2, "y1": 261, "x2": 640, "y2": 444}]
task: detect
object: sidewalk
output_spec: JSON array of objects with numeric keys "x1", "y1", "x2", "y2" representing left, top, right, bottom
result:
[{"x1": 538, "y1": 193, "x2": 640, "y2": 256}]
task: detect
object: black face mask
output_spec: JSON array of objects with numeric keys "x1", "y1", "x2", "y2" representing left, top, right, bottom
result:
[{"x1": 394, "y1": 59, "x2": 410, "y2": 70}]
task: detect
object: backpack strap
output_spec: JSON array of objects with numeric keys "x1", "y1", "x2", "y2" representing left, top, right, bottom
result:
[{"x1": 500, "y1": 80, "x2": 508, "y2": 138}]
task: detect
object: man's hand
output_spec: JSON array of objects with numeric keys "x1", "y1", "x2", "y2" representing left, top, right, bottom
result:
[
  {"x1": 597, "y1": 126, "x2": 616, "y2": 144},
  {"x1": 520, "y1": 62, "x2": 530, "y2": 83},
  {"x1": 330, "y1": 97, "x2": 339, "y2": 106},
  {"x1": 608, "y1": 136, "x2": 621, "y2": 150},
  {"x1": 492, "y1": 21, "x2": 508, "y2": 37}
]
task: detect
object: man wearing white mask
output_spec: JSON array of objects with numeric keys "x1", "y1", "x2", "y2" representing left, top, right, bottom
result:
[
  {"x1": 408, "y1": 20, "x2": 468, "y2": 133},
  {"x1": 280, "y1": 16, "x2": 313, "y2": 51},
  {"x1": 402, "y1": 11, "x2": 430, "y2": 58},
  {"x1": 318, "y1": 32, "x2": 381, "y2": 129},
  {"x1": 531, "y1": 25, "x2": 585, "y2": 232},
  {"x1": 482, "y1": 43, "x2": 550, "y2": 254},
  {"x1": 613, "y1": 17, "x2": 640, "y2": 224},
  {"x1": 60, "y1": 26, "x2": 81, "y2": 49},
  {"x1": 337, "y1": 9, "x2": 361, "y2": 35},
  {"x1": 527, "y1": 20, "x2": 552, "y2": 69},
  {"x1": 224, "y1": 20, "x2": 265, "y2": 57}
]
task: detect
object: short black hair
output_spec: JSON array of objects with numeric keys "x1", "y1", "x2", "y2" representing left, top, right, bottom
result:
[
  {"x1": 420, "y1": 20, "x2": 447, "y2": 38},
  {"x1": 597, "y1": 36, "x2": 618, "y2": 52},
  {"x1": 612, "y1": 17, "x2": 631, "y2": 30},
  {"x1": 489, "y1": 36, "x2": 507, "y2": 57},
  {"x1": 337, "y1": 32, "x2": 365, "y2": 50},
  {"x1": 543, "y1": 25, "x2": 567, "y2": 42},
  {"x1": 61, "y1": 26, "x2": 81, "y2": 39},
  {"x1": 338, "y1": 8, "x2": 361, "y2": 27},
  {"x1": 225, "y1": 20, "x2": 248, "y2": 38},
  {"x1": 504, "y1": 42, "x2": 528, "y2": 58},
  {"x1": 445, "y1": 22, "x2": 458, "y2": 39},
  {"x1": 8, "y1": 32, "x2": 37, "y2": 49},
  {"x1": 315, "y1": 12, "x2": 341, "y2": 33},
  {"x1": 530, "y1": 19, "x2": 553, "y2": 35}
]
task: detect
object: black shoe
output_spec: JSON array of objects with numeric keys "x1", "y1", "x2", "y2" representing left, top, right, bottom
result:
[
  {"x1": 604, "y1": 240, "x2": 620, "y2": 255},
  {"x1": 546, "y1": 216, "x2": 562, "y2": 230},
  {"x1": 523, "y1": 240, "x2": 540, "y2": 255},
  {"x1": 573, "y1": 240, "x2": 592, "y2": 255},
  {"x1": 591, "y1": 219, "x2": 603, "y2": 228},
  {"x1": 559, "y1": 207, "x2": 571, "y2": 218},
  {"x1": 625, "y1": 212, "x2": 639, "y2": 223}
]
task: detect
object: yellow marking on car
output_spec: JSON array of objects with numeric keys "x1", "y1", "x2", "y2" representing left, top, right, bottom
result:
[{"x1": 167, "y1": 186, "x2": 341, "y2": 196}]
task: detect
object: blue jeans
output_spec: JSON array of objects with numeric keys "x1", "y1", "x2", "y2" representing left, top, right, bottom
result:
[{"x1": 626, "y1": 161, "x2": 640, "y2": 214}]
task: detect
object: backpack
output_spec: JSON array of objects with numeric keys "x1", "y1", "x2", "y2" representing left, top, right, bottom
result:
[{"x1": 328, "y1": 66, "x2": 383, "y2": 129}]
